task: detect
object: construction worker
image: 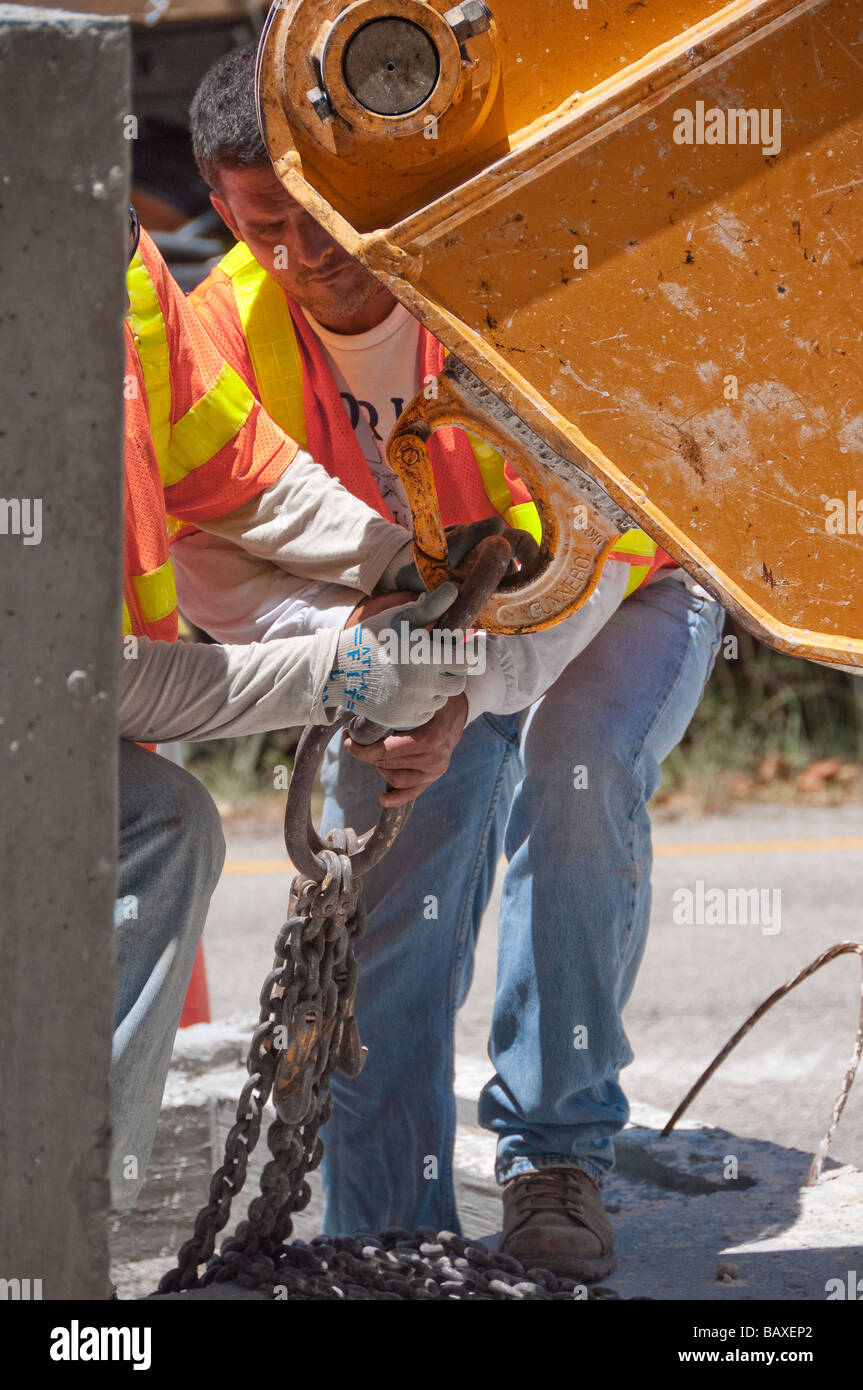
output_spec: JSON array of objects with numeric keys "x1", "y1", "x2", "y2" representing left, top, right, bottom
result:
[
  {"x1": 114, "y1": 209, "x2": 473, "y2": 1211},
  {"x1": 179, "y1": 45, "x2": 726, "y2": 1280}
]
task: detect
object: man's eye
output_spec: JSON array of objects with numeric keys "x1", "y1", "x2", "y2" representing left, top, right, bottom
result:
[{"x1": 254, "y1": 224, "x2": 283, "y2": 237}]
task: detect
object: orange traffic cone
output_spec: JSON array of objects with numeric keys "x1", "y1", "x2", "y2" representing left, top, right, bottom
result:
[{"x1": 180, "y1": 943, "x2": 210, "y2": 1028}]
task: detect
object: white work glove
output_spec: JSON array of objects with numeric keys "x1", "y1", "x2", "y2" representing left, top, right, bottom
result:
[
  {"x1": 380, "y1": 516, "x2": 540, "y2": 593},
  {"x1": 312, "y1": 584, "x2": 468, "y2": 730}
]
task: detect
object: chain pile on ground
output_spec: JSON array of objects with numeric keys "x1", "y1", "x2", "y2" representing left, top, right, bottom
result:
[{"x1": 198, "y1": 1226, "x2": 629, "y2": 1301}]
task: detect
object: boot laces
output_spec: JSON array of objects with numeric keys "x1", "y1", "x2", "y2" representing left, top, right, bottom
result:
[{"x1": 511, "y1": 1169, "x2": 589, "y2": 1218}]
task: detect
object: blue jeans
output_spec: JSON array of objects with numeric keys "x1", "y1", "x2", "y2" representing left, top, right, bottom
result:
[
  {"x1": 110, "y1": 740, "x2": 225, "y2": 1210},
  {"x1": 319, "y1": 576, "x2": 725, "y2": 1234}
]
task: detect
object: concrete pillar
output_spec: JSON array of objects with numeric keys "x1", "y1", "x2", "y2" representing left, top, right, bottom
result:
[{"x1": 0, "y1": 6, "x2": 129, "y2": 1299}]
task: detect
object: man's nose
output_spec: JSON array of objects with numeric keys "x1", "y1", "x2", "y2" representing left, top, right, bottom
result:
[{"x1": 292, "y1": 211, "x2": 340, "y2": 270}]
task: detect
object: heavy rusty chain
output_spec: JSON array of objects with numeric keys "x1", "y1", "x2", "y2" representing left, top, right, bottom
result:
[
  {"x1": 156, "y1": 537, "x2": 635, "y2": 1300},
  {"x1": 157, "y1": 811, "x2": 370, "y2": 1295}
]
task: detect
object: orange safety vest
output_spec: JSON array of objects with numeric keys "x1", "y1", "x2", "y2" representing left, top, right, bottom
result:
[
  {"x1": 122, "y1": 230, "x2": 299, "y2": 642},
  {"x1": 192, "y1": 243, "x2": 673, "y2": 599}
]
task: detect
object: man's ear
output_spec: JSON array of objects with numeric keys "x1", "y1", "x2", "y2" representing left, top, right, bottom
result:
[{"x1": 210, "y1": 191, "x2": 241, "y2": 243}]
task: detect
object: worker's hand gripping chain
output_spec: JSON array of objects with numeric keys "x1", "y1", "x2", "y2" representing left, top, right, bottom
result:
[{"x1": 157, "y1": 537, "x2": 513, "y2": 1296}]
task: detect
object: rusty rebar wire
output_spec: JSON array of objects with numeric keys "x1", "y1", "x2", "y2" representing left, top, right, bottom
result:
[{"x1": 661, "y1": 941, "x2": 863, "y2": 1184}]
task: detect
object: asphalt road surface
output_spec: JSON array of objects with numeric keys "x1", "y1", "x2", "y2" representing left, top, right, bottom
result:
[{"x1": 201, "y1": 797, "x2": 863, "y2": 1171}]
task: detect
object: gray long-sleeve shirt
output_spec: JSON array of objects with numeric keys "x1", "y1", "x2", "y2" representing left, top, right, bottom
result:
[
  {"x1": 119, "y1": 450, "x2": 413, "y2": 742},
  {"x1": 117, "y1": 628, "x2": 341, "y2": 742}
]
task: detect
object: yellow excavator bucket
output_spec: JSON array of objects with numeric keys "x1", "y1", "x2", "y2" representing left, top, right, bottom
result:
[{"x1": 258, "y1": 0, "x2": 863, "y2": 664}]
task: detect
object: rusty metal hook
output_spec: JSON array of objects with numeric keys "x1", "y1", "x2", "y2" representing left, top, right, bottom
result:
[
  {"x1": 283, "y1": 532, "x2": 513, "y2": 882},
  {"x1": 386, "y1": 357, "x2": 634, "y2": 635}
]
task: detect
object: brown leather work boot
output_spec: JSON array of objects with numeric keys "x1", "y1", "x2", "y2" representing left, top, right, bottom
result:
[{"x1": 499, "y1": 1167, "x2": 616, "y2": 1282}]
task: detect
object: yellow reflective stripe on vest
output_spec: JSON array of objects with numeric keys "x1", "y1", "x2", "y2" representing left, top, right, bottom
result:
[
  {"x1": 612, "y1": 528, "x2": 657, "y2": 560},
  {"x1": 122, "y1": 600, "x2": 132, "y2": 637},
  {"x1": 505, "y1": 499, "x2": 543, "y2": 544},
  {"x1": 221, "y1": 242, "x2": 308, "y2": 448},
  {"x1": 611, "y1": 528, "x2": 658, "y2": 597},
  {"x1": 126, "y1": 251, "x2": 257, "y2": 489},
  {"x1": 622, "y1": 563, "x2": 651, "y2": 597},
  {"x1": 467, "y1": 433, "x2": 512, "y2": 514},
  {"x1": 465, "y1": 432, "x2": 543, "y2": 539},
  {"x1": 132, "y1": 558, "x2": 177, "y2": 624},
  {"x1": 159, "y1": 361, "x2": 255, "y2": 488},
  {"x1": 126, "y1": 252, "x2": 172, "y2": 464}
]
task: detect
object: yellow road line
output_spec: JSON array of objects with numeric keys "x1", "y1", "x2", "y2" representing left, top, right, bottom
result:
[
  {"x1": 221, "y1": 836, "x2": 863, "y2": 876},
  {"x1": 223, "y1": 859, "x2": 293, "y2": 874},
  {"x1": 655, "y1": 836, "x2": 863, "y2": 857}
]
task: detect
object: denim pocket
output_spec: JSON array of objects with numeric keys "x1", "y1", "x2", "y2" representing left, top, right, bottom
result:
[
  {"x1": 482, "y1": 711, "x2": 522, "y2": 743},
  {"x1": 693, "y1": 601, "x2": 727, "y2": 705}
]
